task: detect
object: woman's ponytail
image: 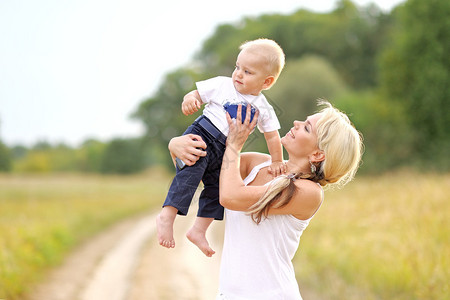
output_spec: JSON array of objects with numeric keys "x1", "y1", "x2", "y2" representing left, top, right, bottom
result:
[
  {"x1": 247, "y1": 175, "x2": 294, "y2": 224},
  {"x1": 247, "y1": 163, "x2": 324, "y2": 224}
]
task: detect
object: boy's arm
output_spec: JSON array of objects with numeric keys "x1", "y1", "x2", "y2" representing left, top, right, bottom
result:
[
  {"x1": 182, "y1": 90, "x2": 203, "y2": 115},
  {"x1": 264, "y1": 130, "x2": 286, "y2": 177}
]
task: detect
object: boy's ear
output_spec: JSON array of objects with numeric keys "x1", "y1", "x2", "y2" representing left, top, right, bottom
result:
[{"x1": 262, "y1": 76, "x2": 275, "y2": 90}]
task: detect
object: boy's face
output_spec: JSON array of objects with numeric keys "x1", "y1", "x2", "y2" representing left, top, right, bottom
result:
[{"x1": 232, "y1": 49, "x2": 272, "y2": 96}]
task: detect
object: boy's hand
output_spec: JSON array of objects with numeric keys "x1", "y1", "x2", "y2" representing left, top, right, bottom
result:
[
  {"x1": 182, "y1": 94, "x2": 202, "y2": 115},
  {"x1": 268, "y1": 161, "x2": 286, "y2": 177}
]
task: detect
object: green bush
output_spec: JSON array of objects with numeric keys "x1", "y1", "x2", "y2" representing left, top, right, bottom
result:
[
  {"x1": 0, "y1": 141, "x2": 12, "y2": 172},
  {"x1": 334, "y1": 91, "x2": 414, "y2": 173}
]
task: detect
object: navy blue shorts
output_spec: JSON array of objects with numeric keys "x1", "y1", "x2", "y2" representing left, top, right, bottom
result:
[{"x1": 163, "y1": 116, "x2": 226, "y2": 220}]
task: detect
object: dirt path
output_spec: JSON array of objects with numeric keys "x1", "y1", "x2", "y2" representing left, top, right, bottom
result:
[
  {"x1": 128, "y1": 214, "x2": 224, "y2": 300},
  {"x1": 24, "y1": 204, "x2": 321, "y2": 300},
  {"x1": 24, "y1": 208, "x2": 224, "y2": 300}
]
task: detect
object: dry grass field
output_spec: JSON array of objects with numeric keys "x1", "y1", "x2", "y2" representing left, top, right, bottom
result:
[
  {"x1": 0, "y1": 170, "x2": 448, "y2": 299},
  {"x1": 295, "y1": 171, "x2": 450, "y2": 300},
  {"x1": 0, "y1": 169, "x2": 171, "y2": 299}
]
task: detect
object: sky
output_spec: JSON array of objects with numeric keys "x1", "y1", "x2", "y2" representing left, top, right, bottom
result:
[{"x1": 0, "y1": 0, "x2": 404, "y2": 147}]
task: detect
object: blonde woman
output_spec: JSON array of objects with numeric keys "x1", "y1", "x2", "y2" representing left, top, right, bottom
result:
[{"x1": 168, "y1": 101, "x2": 363, "y2": 299}]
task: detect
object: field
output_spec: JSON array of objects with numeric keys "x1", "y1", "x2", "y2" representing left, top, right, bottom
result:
[
  {"x1": 0, "y1": 169, "x2": 171, "y2": 299},
  {"x1": 0, "y1": 170, "x2": 449, "y2": 299},
  {"x1": 295, "y1": 171, "x2": 450, "y2": 300}
]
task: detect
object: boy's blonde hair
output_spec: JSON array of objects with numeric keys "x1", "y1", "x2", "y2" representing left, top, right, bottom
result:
[{"x1": 239, "y1": 38, "x2": 285, "y2": 82}]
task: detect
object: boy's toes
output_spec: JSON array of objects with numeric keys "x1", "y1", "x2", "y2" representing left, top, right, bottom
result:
[{"x1": 160, "y1": 239, "x2": 175, "y2": 249}]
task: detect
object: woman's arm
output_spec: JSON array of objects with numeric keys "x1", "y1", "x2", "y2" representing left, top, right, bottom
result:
[
  {"x1": 219, "y1": 105, "x2": 270, "y2": 210},
  {"x1": 168, "y1": 134, "x2": 207, "y2": 166},
  {"x1": 219, "y1": 105, "x2": 323, "y2": 219}
]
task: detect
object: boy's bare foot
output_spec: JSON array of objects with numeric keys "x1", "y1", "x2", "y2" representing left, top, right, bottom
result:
[
  {"x1": 186, "y1": 226, "x2": 215, "y2": 257},
  {"x1": 156, "y1": 207, "x2": 177, "y2": 248}
]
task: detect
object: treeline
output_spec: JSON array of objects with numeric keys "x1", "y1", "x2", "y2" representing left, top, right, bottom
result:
[
  {"x1": 1, "y1": 0, "x2": 449, "y2": 174},
  {"x1": 0, "y1": 138, "x2": 151, "y2": 174},
  {"x1": 134, "y1": 0, "x2": 449, "y2": 173}
]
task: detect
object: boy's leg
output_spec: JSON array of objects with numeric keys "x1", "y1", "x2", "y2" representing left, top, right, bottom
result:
[
  {"x1": 157, "y1": 142, "x2": 208, "y2": 249},
  {"x1": 196, "y1": 143, "x2": 225, "y2": 221},
  {"x1": 156, "y1": 206, "x2": 178, "y2": 248},
  {"x1": 186, "y1": 217, "x2": 215, "y2": 257},
  {"x1": 187, "y1": 143, "x2": 224, "y2": 256},
  {"x1": 188, "y1": 179, "x2": 223, "y2": 256}
]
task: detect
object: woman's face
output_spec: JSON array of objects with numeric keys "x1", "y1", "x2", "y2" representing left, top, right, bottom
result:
[{"x1": 281, "y1": 113, "x2": 322, "y2": 158}]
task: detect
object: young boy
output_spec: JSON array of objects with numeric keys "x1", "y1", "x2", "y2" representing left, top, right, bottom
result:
[{"x1": 157, "y1": 38, "x2": 286, "y2": 256}]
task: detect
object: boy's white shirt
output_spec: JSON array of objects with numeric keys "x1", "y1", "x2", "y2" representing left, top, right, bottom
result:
[{"x1": 197, "y1": 76, "x2": 280, "y2": 136}]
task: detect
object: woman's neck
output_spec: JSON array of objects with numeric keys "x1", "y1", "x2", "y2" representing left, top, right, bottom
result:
[{"x1": 285, "y1": 159, "x2": 309, "y2": 175}]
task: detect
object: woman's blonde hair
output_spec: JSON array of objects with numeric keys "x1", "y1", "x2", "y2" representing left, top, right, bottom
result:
[
  {"x1": 239, "y1": 38, "x2": 285, "y2": 83},
  {"x1": 248, "y1": 100, "x2": 363, "y2": 223}
]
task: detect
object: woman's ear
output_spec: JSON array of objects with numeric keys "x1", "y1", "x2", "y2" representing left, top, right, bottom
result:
[{"x1": 311, "y1": 150, "x2": 325, "y2": 163}]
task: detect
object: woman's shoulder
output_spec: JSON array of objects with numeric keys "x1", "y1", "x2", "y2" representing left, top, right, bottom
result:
[
  {"x1": 241, "y1": 152, "x2": 271, "y2": 167},
  {"x1": 290, "y1": 179, "x2": 323, "y2": 220},
  {"x1": 240, "y1": 152, "x2": 271, "y2": 178}
]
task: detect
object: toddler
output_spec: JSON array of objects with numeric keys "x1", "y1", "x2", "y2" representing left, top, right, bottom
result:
[{"x1": 157, "y1": 38, "x2": 285, "y2": 256}]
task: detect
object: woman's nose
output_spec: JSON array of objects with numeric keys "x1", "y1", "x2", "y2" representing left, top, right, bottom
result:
[{"x1": 293, "y1": 120, "x2": 305, "y2": 130}]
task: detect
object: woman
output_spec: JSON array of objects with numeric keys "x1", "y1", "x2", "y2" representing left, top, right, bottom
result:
[{"x1": 168, "y1": 101, "x2": 363, "y2": 299}]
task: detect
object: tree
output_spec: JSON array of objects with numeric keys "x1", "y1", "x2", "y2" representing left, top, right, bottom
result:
[
  {"x1": 334, "y1": 91, "x2": 414, "y2": 172},
  {"x1": 0, "y1": 120, "x2": 12, "y2": 172},
  {"x1": 100, "y1": 138, "x2": 146, "y2": 174},
  {"x1": 0, "y1": 141, "x2": 11, "y2": 172},
  {"x1": 260, "y1": 56, "x2": 348, "y2": 157},
  {"x1": 266, "y1": 55, "x2": 347, "y2": 130},
  {"x1": 131, "y1": 68, "x2": 205, "y2": 167},
  {"x1": 379, "y1": 0, "x2": 450, "y2": 169},
  {"x1": 132, "y1": 0, "x2": 409, "y2": 172},
  {"x1": 14, "y1": 151, "x2": 51, "y2": 173},
  {"x1": 196, "y1": 0, "x2": 391, "y2": 89},
  {"x1": 77, "y1": 139, "x2": 106, "y2": 172},
  {"x1": 11, "y1": 145, "x2": 28, "y2": 160}
]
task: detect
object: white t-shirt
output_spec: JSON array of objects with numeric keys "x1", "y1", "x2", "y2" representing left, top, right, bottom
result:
[
  {"x1": 217, "y1": 160, "x2": 323, "y2": 300},
  {"x1": 197, "y1": 76, "x2": 280, "y2": 136}
]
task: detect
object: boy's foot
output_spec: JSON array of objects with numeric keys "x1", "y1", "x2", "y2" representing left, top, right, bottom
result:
[
  {"x1": 156, "y1": 213, "x2": 175, "y2": 248},
  {"x1": 186, "y1": 227, "x2": 215, "y2": 257}
]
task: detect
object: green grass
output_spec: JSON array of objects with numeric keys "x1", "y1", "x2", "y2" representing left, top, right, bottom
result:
[
  {"x1": 0, "y1": 168, "x2": 171, "y2": 299},
  {"x1": 295, "y1": 171, "x2": 450, "y2": 300}
]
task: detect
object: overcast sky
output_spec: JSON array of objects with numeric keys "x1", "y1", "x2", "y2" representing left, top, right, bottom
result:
[{"x1": 0, "y1": 0, "x2": 404, "y2": 147}]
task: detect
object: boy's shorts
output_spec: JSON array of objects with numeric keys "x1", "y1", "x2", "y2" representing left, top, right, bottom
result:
[{"x1": 163, "y1": 115, "x2": 227, "y2": 220}]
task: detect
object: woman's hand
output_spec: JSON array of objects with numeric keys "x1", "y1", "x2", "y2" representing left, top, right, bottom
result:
[
  {"x1": 220, "y1": 105, "x2": 264, "y2": 210},
  {"x1": 226, "y1": 104, "x2": 259, "y2": 153},
  {"x1": 168, "y1": 134, "x2": 207, "y2": 166}
]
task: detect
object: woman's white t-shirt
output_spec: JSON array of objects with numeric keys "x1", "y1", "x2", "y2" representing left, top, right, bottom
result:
[{"x1": 217, "y1": 160, "x2": 322, "y2": 300}]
